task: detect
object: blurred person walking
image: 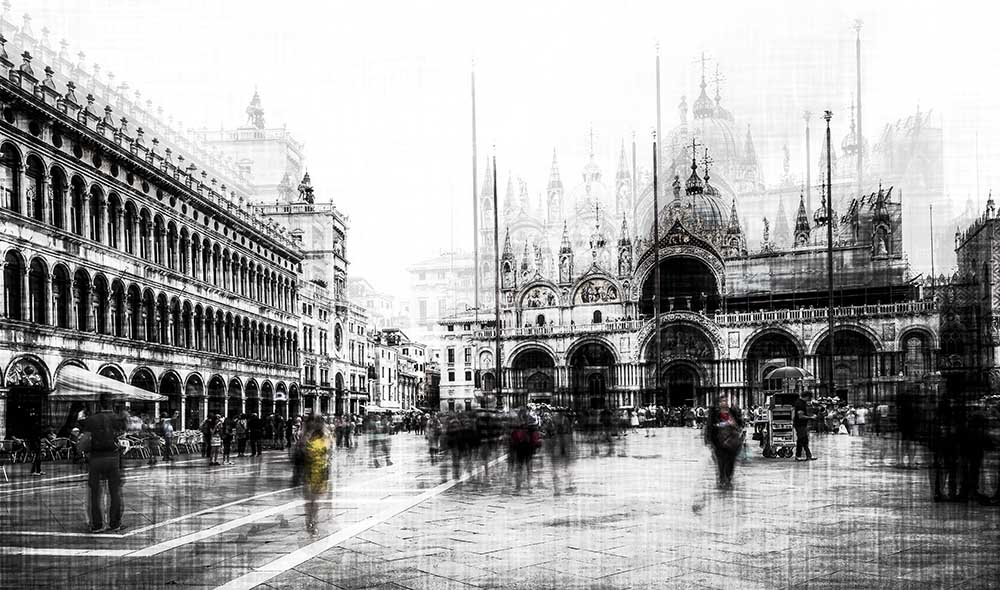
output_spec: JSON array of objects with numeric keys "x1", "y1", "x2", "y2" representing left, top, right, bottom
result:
[
  {"x1": 82, "y1": 393, "x2": 126, "y2": 532},
  {"x1": 794, "y1": 391, "x2": 818, "y2": 461},
  {"x1": 705, "y1": 394, "x2": 744, "y2": 489},
  {"x1": 302, "y1": 417, "x2": 330, "y2": 535}
]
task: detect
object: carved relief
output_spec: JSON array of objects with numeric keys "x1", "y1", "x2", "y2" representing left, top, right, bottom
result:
[{"x1": 7, "y1": 358, "x2": 46, "y2": 388}]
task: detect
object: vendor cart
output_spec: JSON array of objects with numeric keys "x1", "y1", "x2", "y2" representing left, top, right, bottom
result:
[{"x1": 760, "y1": 392, "x2": 798, "y2": 458}]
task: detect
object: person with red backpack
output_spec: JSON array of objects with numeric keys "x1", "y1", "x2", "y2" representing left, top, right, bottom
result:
[{"x1": 704, "y1": 394, "x2": 745, "y2": 490}]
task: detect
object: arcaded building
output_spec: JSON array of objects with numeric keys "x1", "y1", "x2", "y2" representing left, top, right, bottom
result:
[{"x1": 0, "y1": 19, "x2": 301, "y2": 437}]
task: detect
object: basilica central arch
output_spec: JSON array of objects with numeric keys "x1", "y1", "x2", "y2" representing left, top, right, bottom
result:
[
  {"x1": 639, "y1": 255, "x2": 720, "y2": 316},
  {"x1": 508, "y1": 347, "x2": 556, "y2": 408},
  {"x1": 568, "y1": 341, "x2": 617, "y2": 410}
]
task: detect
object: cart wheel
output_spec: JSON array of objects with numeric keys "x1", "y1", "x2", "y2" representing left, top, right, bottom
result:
[
  {"x1": 779, "y1": 447, "x2": 793, "y2": 458},
  {"x1": 762, "y1": 447, "x2": 775, "y2": 458}
]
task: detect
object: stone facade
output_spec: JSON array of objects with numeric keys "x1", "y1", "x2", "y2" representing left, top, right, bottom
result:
[{"x1": 0, "y1": 32, "x2": 301, "y2": 438}]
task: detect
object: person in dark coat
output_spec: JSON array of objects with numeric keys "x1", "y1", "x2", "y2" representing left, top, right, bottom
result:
[
  {"x1": 82, "y1": 393, "x2": 126, "y2": 532},
  {"x1": 248, "y1": 413, "x2": 264, "y2": 456},
  {"x1": 704, "y1": 394, "x2": 745, "y2": 490}
]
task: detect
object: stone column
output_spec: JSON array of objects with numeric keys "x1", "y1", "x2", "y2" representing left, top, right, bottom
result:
[
  {"x1": 15, "y1": 264, "x2": 28, "y2": 321},
  {"x1": 43, "y1": 176, "x2": 53, "y2": 226},
  {"x1": 125, "y1": 310, "x2": 133, "y2": 340},
  {"x1": 166, "y1": 316, "x2": 174, "y2": 346},
  {"x1": 50, "y1": 272, "x2": 59, "y2": 327},
  {"x1": 143, "y1": 221, "x2": 153, "y2": 260},
  {"x1": 139, "y1": 309, "x2": 147, "y2": 341},
  {"x1": 61, "y1": 186, "x2": 71, "y2": 232},
  {"x1": 115, "y1": 208, "x2": 124, "y2": 251},
  {"x1": 80, "y1": 188, "x2": 91, "y2": 240}
]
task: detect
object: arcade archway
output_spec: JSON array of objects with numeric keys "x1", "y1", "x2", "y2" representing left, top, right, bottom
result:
[
  {"x1": 663, "y1": 363, "x2": 700, "y2": 407},
  {"x1": 643, "y1": 323, "x2": 716, "y2": 406},
  {"x1": 745, "y1": 331, "x2": 803, "y2": 405},
  {"x1": 815, "y1": 328, "x2": 878, "y2": 403},
  {"x1": 5, "y1": 356, "x2": 50, "y2": 440},
  {"x1": 130, "y1": 367, "x2": 157, "y2": 418},
  {"x1": 509, "y1": 347, "x2": 555, "y2": 408}
]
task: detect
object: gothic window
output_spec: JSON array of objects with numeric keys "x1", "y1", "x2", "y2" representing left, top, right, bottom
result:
[
  {"x1": 27, "y1": 257, "x2": 47, "y2": 324},
  {"x1": 89, "y1": 186, "x2": 104, "y2": 243},
  {"x1": 904, "y1": 335, "x2": 929, "y2": 377},
  {"x1": 52, "y1": 264, "x2": 71, "y2": 328},
  {"x1": 70, "y1": 177, "x2": 86, "y2": 236},
  {"x1": 50, "y1": 167, "x2": 66, "y2": 229},
  {"x1": 25, "y1": 155, "x2": 44, "y2": 223}
]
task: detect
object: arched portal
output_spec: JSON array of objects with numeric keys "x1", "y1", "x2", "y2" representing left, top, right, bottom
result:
[
  {"x1": 643, "y1": 323, "x2": 716, "y2": 406},
  {"x1": 130, "y1": 367, "x2": 157, "y2": 419},
  {"x1": 159, "y1": 371, "x2": 182, "y2": 422},
  {"x1": 248, "y1": 380, "x2": 263, "y2": 416},
  {"x1": 639, "y1": 256, "x2": 719, "y2": 316},
  {"x1": 207, "y1": 375, "x2": 226, "y2": 417},
  {"x1": 569, "y1": 342, "x2": 616, "y2": 410},
  {"x1": 510, "y1": 347, "x2": 555, "y2": 408},
  {"x1": 663, "y1": 363, "x2": 700, "y2": 407},
  {"x1": 185, "y1": 374, "x2": 204, "y2": 430},
  {"x1": 745, "y1": 331, "x2": 803, "y2": 405},
  {"x1": 814, "y1": 328, "x2": 878, "y2": 403},
  {"x1": 228, "y1": 378, "x2": 244, "y2": 417},
  {"x1": 5, "y1": 356, "x2": 50, "y2": 439}
]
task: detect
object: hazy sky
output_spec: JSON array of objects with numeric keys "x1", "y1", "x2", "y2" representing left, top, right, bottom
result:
[{"x1": 29, "y1": 0, "x2": 1000, "y2": 297}]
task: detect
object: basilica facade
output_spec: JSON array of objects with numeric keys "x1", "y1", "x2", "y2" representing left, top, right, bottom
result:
[{"x1": 458, "y1": 139, "x2": 966, "y2": 410}]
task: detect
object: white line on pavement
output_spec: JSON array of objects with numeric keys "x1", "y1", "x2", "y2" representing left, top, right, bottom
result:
[
  {"x1": 213, "y1": 453, "x2": 508, "y2": 590},
  {"x1": 122, "y1": 486, "x2": 300, "y2": 537},
  {"x1": 0, "y1": 547, "x2": 132, "y2": 557},
  {"x1": 128, "y1": 499, "x2": 306, "y2": 557}
]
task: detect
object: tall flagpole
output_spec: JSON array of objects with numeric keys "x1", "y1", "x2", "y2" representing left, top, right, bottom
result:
[
  {"x1": 631, "y1": 132, "x2": 637, "y2": 242},
  {"x1": 855, "y1": 21, "x2": 864, "y2": 200},
  {"x1": 492, "y1": 152, "x2": 503, "y2": 410},
  {"x1": 471, "y1": 65, "x2": 480, "y2": 322},
  {"x1": 653, "y1": 44, "x2": 663, "y2": 408},
  {"x1": 824, "y1": 110, "x2": 835, "y2": 400}
]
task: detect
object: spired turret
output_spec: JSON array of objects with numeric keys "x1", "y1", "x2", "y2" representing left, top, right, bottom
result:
[
  {"x1": 500, "y1": 229, "x2": 516, "y2": 290},
  {"x1": 615, "y1": 141, "x2": 632, "y2": 218},
  {"x1": 558, "y1": 222, "x2": 574, "y2": 285},
  {"x1": 794, "y1": 193, "x2": 811, "y2": 247},
  {"x1": 774, "y1": 196, "x2": 790, "y2": 248},
  {"x1": 722, "y1": 198, "x2": 747, "y2": 258},
  {"x1": 617, "y1": 213, "x2": 633, "y2": 277},
  {"x1": 546, "y1": 149, "x2": 563, "y2": 225}
]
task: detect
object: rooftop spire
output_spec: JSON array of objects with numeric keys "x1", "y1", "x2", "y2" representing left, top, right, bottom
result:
[
  {"x1": 616, "y1": 140, "x2": 630, "y2": 180},
  {"x1": 547, "y1": 148, "x2": 563, "y2": 191},
  {"x1": 559, "y1": 221, "x2": 572, "y2": 254}
]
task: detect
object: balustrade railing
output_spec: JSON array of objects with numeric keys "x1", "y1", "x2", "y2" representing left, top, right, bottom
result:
[
  {"x1": 473, "y1": 300, "x2": 936, "y2": 339},
  {"x1": 713, "y1": 300, "x2": 936, "y2": 327}
]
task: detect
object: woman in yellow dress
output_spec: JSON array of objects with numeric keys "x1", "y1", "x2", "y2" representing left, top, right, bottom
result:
[{"x1": 302, "y1": 416, "x2": 330, "y2": 534}]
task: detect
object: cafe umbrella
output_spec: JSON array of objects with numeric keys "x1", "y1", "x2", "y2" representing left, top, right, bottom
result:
[{"x1": 50, "y1": 365, "x2": 167, "y2": 402}]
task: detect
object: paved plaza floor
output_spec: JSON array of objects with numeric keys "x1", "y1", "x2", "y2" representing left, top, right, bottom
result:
[{"x1": 1, "y1": 429, "x2": 999, "y2": 590}]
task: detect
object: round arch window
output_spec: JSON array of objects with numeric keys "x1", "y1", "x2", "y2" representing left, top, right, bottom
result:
[{"x1": 334, "y1": 324, "x2": 343, "y2": 351}]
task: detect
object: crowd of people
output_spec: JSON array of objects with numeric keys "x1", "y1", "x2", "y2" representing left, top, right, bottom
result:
[{"x1": 15, "y1": 387, "x2": 1000, "y2": 534}]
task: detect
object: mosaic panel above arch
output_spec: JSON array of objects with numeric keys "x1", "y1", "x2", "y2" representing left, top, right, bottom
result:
[
  {"x1": 574, "y1": 278, "x2": 620, "y2": 304},
  {"x1": 521, "y1": 285, "x2": 559, "y2": 308}
]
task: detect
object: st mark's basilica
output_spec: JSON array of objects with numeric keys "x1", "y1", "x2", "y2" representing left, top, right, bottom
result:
[{"x1": 452, "y1": 66, "x2": 993, "y2": 412}]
